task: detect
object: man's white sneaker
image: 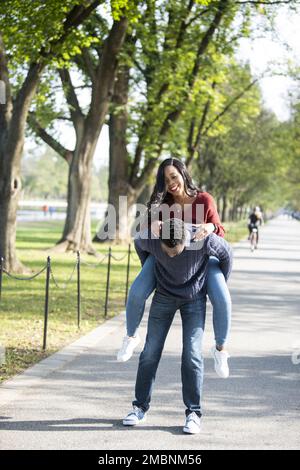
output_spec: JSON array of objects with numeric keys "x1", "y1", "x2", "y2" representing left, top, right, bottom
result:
[
  {"x1": 117, "y1": 334, "x2": 140, "y2": 362},
  {"x1": 211, "y1": 346, "x2": 230, "y2": 378},
  {"x1": 123, "y1": 406, "x2": 146, "y2": 426},
  {"x1": 183, "y1": 412, "x2": 201, "y2": 434}
]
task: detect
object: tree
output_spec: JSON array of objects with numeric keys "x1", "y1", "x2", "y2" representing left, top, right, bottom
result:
[
  {"x1": 0, "y1": 0, "x2": 131, "y2": 271},
  {"x1": 29, "y1": 14, "x2": 129, "y2": 253},
  {"x1": 102, "y1": 0, "x2": 299, "y2": 238},
  {"x1": 95, "y1": 0, "x2": 238, "y2": 241}
]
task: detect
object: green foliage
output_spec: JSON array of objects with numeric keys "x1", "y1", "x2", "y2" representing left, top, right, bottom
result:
[
  {"x1": 21, "y1": 146, "x2": 108, "y2": 201},
  {"x1": 21, "y1": 147, "x2": 69, "y2": 199},
  {"x1": 1, "y1": 1, "x2": 88, "y2": 63},
  {"x1": 189, "y1": 68, "x2": 300, "y2": 217},
  {"x1": 3, "y1": 0, "x2": 299, "y2": 216},
  {"x1": 0, "y1": 0, "x2": 137, "y2": 73}
]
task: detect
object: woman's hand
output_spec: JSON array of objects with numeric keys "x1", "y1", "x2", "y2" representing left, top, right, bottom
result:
[
  {"x1": 151, "y1": 220, "x2": 162, "y2": 237},
  {"x1": 192, "y1": 223, "x2": 215, "y2": 241}
]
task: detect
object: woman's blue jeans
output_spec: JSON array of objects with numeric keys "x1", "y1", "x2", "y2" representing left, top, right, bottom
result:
[{"x1": 126, "y1": 254, "x2": 231, "y2": 347}]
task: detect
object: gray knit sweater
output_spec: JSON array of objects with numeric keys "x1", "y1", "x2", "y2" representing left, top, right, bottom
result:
[{"x1": 134, "y1": 231, "x2": 233, "y2": 300}]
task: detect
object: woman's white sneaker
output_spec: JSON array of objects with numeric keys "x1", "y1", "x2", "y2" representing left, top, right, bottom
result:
[
  {"x1": 211, "y1": 346, "x2": 230, "y2": 378},
  {"x1": 123, "y1": 406, "x2": 146, "y2": 426},
  {"x1": 117, "y1": 334, "x2": 140, "y2": 362},
  {"x1": 183, "y1": 412, "x2": 201, "y2": 434}
]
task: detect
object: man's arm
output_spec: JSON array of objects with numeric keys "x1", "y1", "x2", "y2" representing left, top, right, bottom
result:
[
  {"x1": 134, "y1": 228, "x2": 156, "y2": 266},
  {"x1": 205, "y1": 233, "x2": 233, "y2": 281}
]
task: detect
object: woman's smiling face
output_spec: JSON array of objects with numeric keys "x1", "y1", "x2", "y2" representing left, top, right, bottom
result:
[{"x1": 164, "y1": 165, "x2": 185, "y2": 197}]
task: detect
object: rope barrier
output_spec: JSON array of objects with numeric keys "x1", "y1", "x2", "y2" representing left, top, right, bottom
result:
[
  {"x1": 80, "y1": 253, "x2": 109, "y2": 267},
  {"x1": 0, "y1": 243, "x2": 139, "y2": 350},
  {"x1": 49, "y1": 260, "x2": 78, "y2": 289},
  {"x1": 3, "y1": 265, "x2": 47, "y2": 281},
  {"x1": 110, "y1": 253, "x2": 128, "y2": 262}
]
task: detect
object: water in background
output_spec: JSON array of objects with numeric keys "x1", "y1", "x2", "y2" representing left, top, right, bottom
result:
[{"x1": 17, "y1": 201, "x2": 107, "y2": 222}]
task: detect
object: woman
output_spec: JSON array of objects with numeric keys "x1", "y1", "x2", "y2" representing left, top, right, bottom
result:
[{"x1": 117, "y1": 158, "x2": 232, "y2": 378}]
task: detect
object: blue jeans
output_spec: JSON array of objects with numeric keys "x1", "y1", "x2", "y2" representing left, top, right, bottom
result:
[
  {"x1": 133, "y1": 291, "x2": 206, "y2": 416},
  {"x1": 126, "y1": 255, "x2": 231, "y2": 347}
]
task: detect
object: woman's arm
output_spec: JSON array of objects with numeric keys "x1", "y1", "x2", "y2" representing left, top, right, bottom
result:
[{"x1": 192, "y1": 192, "x2": 225, "y2": 240}]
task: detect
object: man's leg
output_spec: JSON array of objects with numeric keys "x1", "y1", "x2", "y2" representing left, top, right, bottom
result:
[
  {"x1": 132, "y1": 291, "x2": 177, "y2": 413},
  {"x1": 180, "y1": 296, "x2": 206, "y2": 418}
]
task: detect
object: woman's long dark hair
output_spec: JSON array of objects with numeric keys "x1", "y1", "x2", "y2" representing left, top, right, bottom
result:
[{"x1": 147, "y1": 158, "x2": 200, "y2": 211}]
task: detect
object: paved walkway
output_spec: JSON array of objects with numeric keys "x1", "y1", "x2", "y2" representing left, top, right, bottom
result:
[{"x1": 0, "y1": 216, "x2": 299, "y2": 450}]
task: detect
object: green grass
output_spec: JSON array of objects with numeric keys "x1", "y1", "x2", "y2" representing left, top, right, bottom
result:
[
  {"x1": 0, "y1": 220, "x2": 140, "y2": 383},
  {"x1": 223, "y1": 219, "x2": 249, "y2": 243},
  {"x1": 0, "y1": 218, "x2": 248, "y2": 383}
]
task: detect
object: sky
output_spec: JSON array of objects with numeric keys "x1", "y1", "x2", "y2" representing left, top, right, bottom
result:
[
  {"x1": 237, "y1": 4, "x2": 300, "y2": 121},
  {"x1": 25, "y1": 3, "x2": 300, "y2": 170}
]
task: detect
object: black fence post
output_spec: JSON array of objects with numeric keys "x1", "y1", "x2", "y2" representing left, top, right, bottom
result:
[
  {"x1": 104, "y1": 247, "x2": 112, "y2": 319},
  {"x1": 77, "y1": 251, "x2": 81, "y2": 329},
  {"x1": 0, "y1": 257, "x2": 3, "y2": 301},
  {"x1": 125, "y1": 243, "x2": 131, "y2": 306},
  {"x1": 43, "y1": 256, "x2": 51, "y2": 351}
]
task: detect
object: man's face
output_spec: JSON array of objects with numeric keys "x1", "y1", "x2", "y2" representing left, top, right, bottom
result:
[{"x1": 161, "y1": 242, "x2": 185, "y2": 257}]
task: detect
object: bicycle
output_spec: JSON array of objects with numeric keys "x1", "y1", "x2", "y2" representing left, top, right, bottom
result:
[{"x1": 249, "y1": 226, "x2": 258, "y2": 252}]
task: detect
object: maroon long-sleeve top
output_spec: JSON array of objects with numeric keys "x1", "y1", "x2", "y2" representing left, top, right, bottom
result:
[{"x1": 190, "y1": 191, "x2": 225, "y2": 237}]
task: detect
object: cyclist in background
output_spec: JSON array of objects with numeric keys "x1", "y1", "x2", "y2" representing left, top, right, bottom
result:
[{"x1": 248, "y1": 206, "x2": 264, "y2": 246}]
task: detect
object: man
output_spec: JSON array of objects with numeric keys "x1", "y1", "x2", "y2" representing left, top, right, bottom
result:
[{"x1": 123, "y1": 218, "x2": 233, "y2": 434}]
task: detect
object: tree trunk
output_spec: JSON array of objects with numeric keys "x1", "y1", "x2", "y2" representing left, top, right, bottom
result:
[
  {"x1": 54, "y1": 125, "x2": 99, "y2": 253},
  {"x1": 0, "y1": 153, "x2": 24, "y2": 273},
  {"x1": 0, "y1": 3, "x2": 103, "y2": 271},
  {"x1": 51, "y1": 18, "x2": 129, "y2": 251},
  {"x1": 0, "y1": 58, "x2": 43, "y2": 272},
  {"x1": 221, "y1": 194, "x2": 227, "y2": 222},
  {"x1": 94, "y1": 64, "x2": 137, "y2": 243}
]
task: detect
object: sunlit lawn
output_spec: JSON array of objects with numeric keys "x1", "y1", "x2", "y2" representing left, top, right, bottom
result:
[
  {"x1": 0, "y1": 218, "x2": 248, "y2": 383},
  {"x1": 0, "y1": 220, "x2": 141, "y2": 383}
]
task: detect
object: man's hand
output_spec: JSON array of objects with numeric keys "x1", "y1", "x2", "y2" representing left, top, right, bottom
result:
[{"x1": 192, "y1": 223, "x2": 215, "y2": 241}]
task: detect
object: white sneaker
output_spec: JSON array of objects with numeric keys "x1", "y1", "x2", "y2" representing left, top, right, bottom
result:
[
  {"x1": 123, "y1": 406, "x2": 146, "y2": 426},
  {"x1": 117, "y1": 334, "x2": 140, "y2": 362},
  {"x1": 183, "y1": 412, "x2": 201, "y2": 434},
  {"x1": 211, "y1": 346, "x2": 230, "y2": 378}
]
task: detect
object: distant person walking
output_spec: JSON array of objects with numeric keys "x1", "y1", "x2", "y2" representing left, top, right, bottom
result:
[{"x1": 42, "y1": 204, "x2": 49, "y2": 217}]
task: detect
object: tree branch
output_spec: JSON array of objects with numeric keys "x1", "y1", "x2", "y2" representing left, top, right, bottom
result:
[
  {"x1": 157, "y1": 0, "x2": 229, "y2": 147},
  {"x1": 5, "y1": 1, "x2": 101, "y2": 162},
  {"x1": 156, "y1": 0, "x2": 196, "y2": 101},
  {"x1": 73, "y1": 48, "x2": 97, "y2": 85},
  {"x1": 202, "y1": 78, "x2": 259, "y2": 136},
  {"x1": 28, "y1": 112, "x2": 73, "y2": 164},
  {"x1": 186, "y1": 82, "x2": 216, "y2": 167},
  {"x1": 130, "y1": 1, "x2": 197, "y2": 184},
  {"x1": 41, "y1": 1, "x2": 103, "y2": 59},
  {"x1": 131, "y1": 0, "x2": 229, "y2": 188},
  {"x1": 88, "y1": 17, "x2": 128, "y2": 128},
  {"x1": 185, "y1": 8, "x2": 210, "y2": 28},
  {"x1": 58, "y1": 68, "x2": 84, "y2": 132}
]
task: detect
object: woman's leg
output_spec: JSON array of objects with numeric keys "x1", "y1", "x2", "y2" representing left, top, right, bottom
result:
[
  {"x1": 126, "y1": 254, "x2": 156, "y2": 337},
  {"x1": 206, "y1": 256, "x2": 232, "y2": 349}
]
